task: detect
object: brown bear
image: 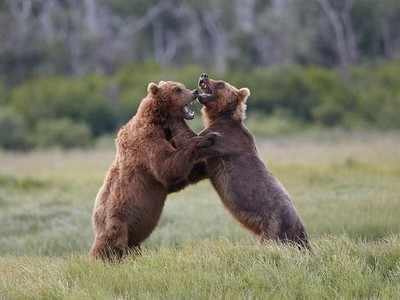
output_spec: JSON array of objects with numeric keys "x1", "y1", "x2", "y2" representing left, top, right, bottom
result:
[
  {"x1": 196, "y1": 73, "x2": 310, "y2": 249},
  {"x1": 90, "y1": 80, "x2": 219, "y2": 260}
]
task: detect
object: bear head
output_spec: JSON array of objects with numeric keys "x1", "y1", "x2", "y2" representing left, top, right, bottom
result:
[
  {"x1": 146, "y1": 80, "x2": 198, "y2": 122},
  {"x1": 197, "y1": 73, "x2": 250, "y2": 124}
]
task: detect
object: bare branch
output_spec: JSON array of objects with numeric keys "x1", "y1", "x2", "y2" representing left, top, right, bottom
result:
[{"x1": 318, "y1": 0, "x2": 350, "y2": 76}]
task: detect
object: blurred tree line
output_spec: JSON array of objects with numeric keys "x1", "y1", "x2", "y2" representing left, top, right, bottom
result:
[
  {"x1": 1, "y1": 0, "x2": 400, "y2": 81},
  {"x1": 0, "y1": 0, "x2": 400, "y2": 149}
]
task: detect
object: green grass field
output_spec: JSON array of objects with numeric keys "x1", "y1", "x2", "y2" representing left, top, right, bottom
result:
[{"x1": 1, "y1": 131, "x2": 400, "y2": 299}]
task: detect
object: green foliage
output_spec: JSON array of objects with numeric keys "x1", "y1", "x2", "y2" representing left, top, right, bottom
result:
[
  {"x1": 0, "y1": 107, "x2": 30, "y2": 150},
  {"x1": 352, "y1": 61, "x2": 400, "y2": 128},
  {"x1": 204, "y1": 66, "x2": 345, "y2": 126},
  {"x1": 2, "y1": 61, "x2": 400, "y2": 150},
  {"x1": 9, "y1": 76, "x2": 117, "y2": 136},
  {"x1": 32, "y1": 118, "x2": 92, "y2": 149},
  {"x1": 0, "y1": 81, "x2": 7, "y2": 105}
]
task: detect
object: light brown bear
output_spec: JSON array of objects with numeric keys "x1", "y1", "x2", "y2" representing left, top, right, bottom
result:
[
  {"x1": 90, "y1": 81, "x2": 219, "y2": 260},
  {"x1": 196, "y1": 73, "x2": 310, "y2": 249}
]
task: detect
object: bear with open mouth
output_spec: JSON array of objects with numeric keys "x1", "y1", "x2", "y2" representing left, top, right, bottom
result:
[
  {"x1": 195, "y1": 73, "x2": 310, "y2": 249},
  {"x1": 90, "y1": 80, "x2": 221, "y2": 260}
]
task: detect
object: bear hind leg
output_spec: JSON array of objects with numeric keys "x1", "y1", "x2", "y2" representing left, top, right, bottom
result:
[
  {"x1": 279, "y1": 222, "x2": 311, "y2": 251},
  {"x1": 259, "y1": 217, "x2": 281, "y2": 243},
  {"x1": 90, "y1": 218, "x2": 129, "y2": 261}
]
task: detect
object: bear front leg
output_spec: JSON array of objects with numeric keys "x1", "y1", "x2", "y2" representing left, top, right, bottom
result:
[
  {"x1": 149, "y1": 134, "x2": 217, "y2": 188},
  {"x1": 187, "y1": 161, "x2": 208, "y2": 183},
  {"x1": 168, "y1": 120, "x2": 197, "y2": 149},
  {"x1": 168, "y1": 122, "x2": 210, "y2": 186},
  {"x1": 166, "y1": 161, "x2": 208, "y2": 193},
  {"x1": 169, "y1": 121, "x2": 222, "y2": 160}
]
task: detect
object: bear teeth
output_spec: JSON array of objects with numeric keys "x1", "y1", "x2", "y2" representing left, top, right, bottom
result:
[{"x1": 183, "y1": 105, "x2": 195, "y2": 120}]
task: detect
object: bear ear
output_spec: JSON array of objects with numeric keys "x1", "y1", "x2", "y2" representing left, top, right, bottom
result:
[
  {"x1": 239, "y1": 88, "x2": 251, "y2": 102},
  {"x1": 147, "y1": 82, "x2": 159, "y2": 95}
]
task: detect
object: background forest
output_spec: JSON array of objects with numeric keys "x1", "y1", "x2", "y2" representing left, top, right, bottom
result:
[{"x1": 1, "y1": 0, "x2": 400, "y2": 149}]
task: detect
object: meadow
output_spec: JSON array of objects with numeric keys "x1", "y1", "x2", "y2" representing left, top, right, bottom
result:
[{"x1": 0, "y1": 130, "x2": 399, "y2": 299}]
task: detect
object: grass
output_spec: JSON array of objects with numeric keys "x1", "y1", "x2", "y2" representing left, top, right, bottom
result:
[{"x1": 0, "y1": 130, "x2": 400, "y2": 299}]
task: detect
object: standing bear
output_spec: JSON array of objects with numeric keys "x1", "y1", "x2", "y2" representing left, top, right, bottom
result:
[
  {"x1": 196, "y1": 73, "x2": 310, "y2": 249},
  {"x1": 90, "y1": 81, "x2": 219, "y2": 260}
]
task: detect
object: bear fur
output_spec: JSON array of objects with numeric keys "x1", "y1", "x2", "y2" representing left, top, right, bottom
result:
[
  {"x1": 90, "y1": 81, "x2": 218, "y2": 260},
  {"x1": 196, "y1": 74, "x2": 310, "y2": 249}
]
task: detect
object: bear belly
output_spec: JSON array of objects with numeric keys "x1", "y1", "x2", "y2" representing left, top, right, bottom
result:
[
  {"x1": 124, "y1": 176, "x2": 167, "y2": 246},
  {"x1": 208, "y1": 155, "x2": 278, "y2": 211},
  {"x1": 207, "y1": 155, "x2": 294, "y2": 232}
]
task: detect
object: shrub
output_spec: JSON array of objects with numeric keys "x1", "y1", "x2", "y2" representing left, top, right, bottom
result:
[
  {"x1": 32, "y1": 118, "x2": 92, "y2": 149},
  {"x1": 1, "y1": 61, "x2": 400, "y2": 151},
  {"x1": 240, "y1": 66, "x2": 321, "y2": 122},
  {"x1": 0, "y1": 107, "x2": 30, "y2": 150},
  {"x1": 0, "y1": 81, "x2": 7, "y2": 105},
  {"x1": 9, "y1": 76, "x2": 117, "y2": 136},
  {"x1": 352, "y1": 61, "x2": 400, "y2": 128}
]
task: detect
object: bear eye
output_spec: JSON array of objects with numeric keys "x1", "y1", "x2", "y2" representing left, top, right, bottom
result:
[
  {"x1": 174, "y1": 87, "x2": 182, "y2": 93},
  {"x1": 216, "y1": 82, "x2": 225, "y2": 89}
]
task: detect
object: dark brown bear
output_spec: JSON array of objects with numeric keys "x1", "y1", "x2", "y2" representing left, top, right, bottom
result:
[
  {"x1": 90, "y1": 81, "x2": 219, "y2": 260},
  {"x1": 196, "y1": 73, "x2": 310, "y2": 249}
]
